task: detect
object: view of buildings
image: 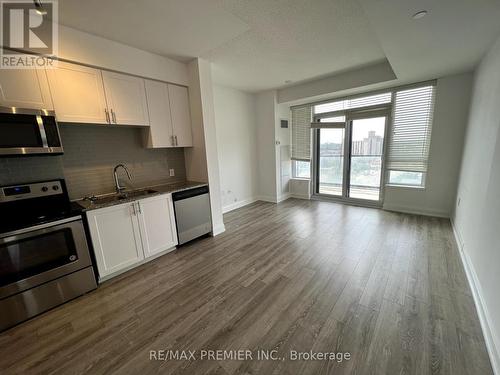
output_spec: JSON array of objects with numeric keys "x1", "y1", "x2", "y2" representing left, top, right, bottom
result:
[{"x1": 352, "y1": 130, "x2": 383, "y2": 156}]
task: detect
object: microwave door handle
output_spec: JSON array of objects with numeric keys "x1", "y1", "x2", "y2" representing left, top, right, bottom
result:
[{"x1": 36, "y1": 115, "x2": 49, "y2": 148}]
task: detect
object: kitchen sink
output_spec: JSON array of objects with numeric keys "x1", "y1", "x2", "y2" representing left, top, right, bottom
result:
[
  {"x1": 88, "y1": 189, "x2": 158, "y2": 205},
  {"x1": 119, "y1": 189, "x2": 158, "y2": 199}
]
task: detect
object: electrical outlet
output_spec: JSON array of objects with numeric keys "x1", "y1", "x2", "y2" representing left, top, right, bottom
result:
[{"x1": 169, "y1": 169, "x2": 175, "y2": 177}]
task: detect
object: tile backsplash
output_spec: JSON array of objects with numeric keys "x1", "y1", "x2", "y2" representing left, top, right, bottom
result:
[{"x1": 0, "y1": 124, "x2": 186, "y2": 200}]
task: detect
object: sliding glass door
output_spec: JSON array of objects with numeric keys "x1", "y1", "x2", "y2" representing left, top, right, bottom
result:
[
  {"x1": 314, "y1": 110, "x2": 389, "y2": 205},
  {"x1": 348, "y1": 116, "x2": 386, "y2": 201},
  {"x1": 318, "y1": 128, "x2": 345, "y2": 196}
]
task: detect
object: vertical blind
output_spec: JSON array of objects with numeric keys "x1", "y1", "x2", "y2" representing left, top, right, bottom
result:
[
  {"x1": 291, "y1": 106, "x2": 312, "y2": 161},
  {"x1": 387, "y1": 85, "x2": 436, "y2": 173}
]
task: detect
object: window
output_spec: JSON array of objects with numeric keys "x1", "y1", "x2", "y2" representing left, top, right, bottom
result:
[
  {"x1": 387, "y1": 84, "x2": 436, "y2": 187},
  {"x1": 316, "y1": 116, "x2": 345, "y2": 123},
  {"x1": 291, "y1": 106, "x2": 312, "y2": 162},
  {"x1": 290, "y1": 105, "x2": 312, "y2": 178},
  {"x1": 293, "y1": 160, "x2": 310, "y2": 179},
  {"x1": 388, "y1": 171, "x2": 424, "y2": 187},
  {"x1": 314, "y1": 92, "x2": 392, "y2": 114}
]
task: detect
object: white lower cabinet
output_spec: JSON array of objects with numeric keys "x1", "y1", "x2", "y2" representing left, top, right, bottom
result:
[
  {"x1": 86, "y1": 194, "x2": 178, "y2": 281},
  {"x1": 137, "y1": 194, "x2": 178, "y2": 258}
]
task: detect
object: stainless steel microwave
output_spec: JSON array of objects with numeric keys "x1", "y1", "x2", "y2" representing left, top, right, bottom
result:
[{"x1": 0, "y1": 107, "x2": 63, "y2": 156}]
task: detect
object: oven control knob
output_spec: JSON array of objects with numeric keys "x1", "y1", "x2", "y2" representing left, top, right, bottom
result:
[
  {"x1": 69, "y1": 255, "x2": 77, "y2": 261},
  {"x1": 52, "y1": 185, "x2": 59, "y2": 191},
  {"x1": 41, "y1": 186, "x2": 49, "y2": 192}
]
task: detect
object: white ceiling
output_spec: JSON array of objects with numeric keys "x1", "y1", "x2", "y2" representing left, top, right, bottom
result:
[
  {"x1": 57, "y1": 0, "x2": 250, "y2": 61},
  {"x1": 57, "y1": 0, "x2": 500, "y2": 93},
  {"x1": 357, "y1": 0, "x2": 500, "y2": 83},
  {"x1": 205, "y1": 0, "x2": 386, "y2": 92}
]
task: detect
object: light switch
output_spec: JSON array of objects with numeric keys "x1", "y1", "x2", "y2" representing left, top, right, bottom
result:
[{"x1": 169, "y1": 169, "x2": 175, "y2": 177}]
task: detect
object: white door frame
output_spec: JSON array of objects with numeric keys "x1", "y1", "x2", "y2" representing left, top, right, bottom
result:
[{"x1": 312, "y1": 106, "x2": 392, "y2": 208}]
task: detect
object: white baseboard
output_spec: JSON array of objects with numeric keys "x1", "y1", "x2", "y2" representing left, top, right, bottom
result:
[
  {"x1": 451, "y1": 219, "x2": 500, "y2": 375},
  {"x1": 222, "y1": 197, "x2": 258, "y2": 213},
  {"x1": 255, "y1": 195, "x2": 278, "y2": 203},
  {"x1": 290, "y1": 193, "x2": 311, "y2": 200},
  {"x1": 277, "y1": 193, "x2": 291, "y2": 203},
  {"x1": 382, "y1": 203, "x2": 449, "y2": 218},
  {"x1": 211, "y1": 223, "x2": 226, "y2": 236}
]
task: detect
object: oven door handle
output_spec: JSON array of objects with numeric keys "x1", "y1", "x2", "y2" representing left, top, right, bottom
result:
[{"x1": 0, "y1": 216, "x2": 82, "y2": 240}]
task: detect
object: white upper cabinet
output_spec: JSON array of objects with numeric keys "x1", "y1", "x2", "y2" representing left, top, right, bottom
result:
[
  {"x1": 46, "y1": 62, "x2": 108, "y2": 124},
  {"x1": 144, "y1": 80, "x2": 174, "y2": 147},
  {"x1": 41, "y1": 61, "x2": 188, "y2": 140},
  {"x1": 101, "y1": 71, "x2": 149, "y2": 126},
  {"x1": 0, "y1": 69, "x2": 53, "y2": 110},
  {"x1": 168, "y1": 84, "x2": 193, "y2": 147},
  {"x1": 144, "y1": 80, "x2": 193, "y2": 148},
  {"x1": 137, "y1": 194, "x2": 178, "y2": 258}
]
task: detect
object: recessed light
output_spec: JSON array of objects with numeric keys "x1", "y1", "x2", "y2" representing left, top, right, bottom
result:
[{"x1": 412, "y1": 10, "x2": 428, "y2": 20}]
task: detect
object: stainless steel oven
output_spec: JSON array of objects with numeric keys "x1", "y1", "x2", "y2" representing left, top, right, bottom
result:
[
  {"x1": 0, "y1": 107, "x2": 63, "y2": 156},
  {"x1": 0, "y1": 217, "x2": 92, "y2": 299},
  {"x1": 0, "y1": 180, "x2": 96, "y2": 331}
]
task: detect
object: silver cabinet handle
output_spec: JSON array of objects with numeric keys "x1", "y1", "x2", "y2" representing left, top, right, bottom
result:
[
  {"x1": 171, "y1": 135, "x2": 174, "y2": 146},
  {"x1": 174, "y1": 135, "x2": 178, "y2": 146},
  {"x1": 105, "y1": 109, "x2": 110, "y2": 123},
  {"x1": 137, "y1": 201, "x2": 142, "y2": 214},
  {"x1": 131, "y1": 203, "x2": 136, "y2": 216},
  {"x1": 111, "y1": 109, "x2": 117, "y2": 124}
]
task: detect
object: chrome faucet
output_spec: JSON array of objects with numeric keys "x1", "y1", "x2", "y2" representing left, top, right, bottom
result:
[{"x1": 113, "y1": 164, "x2": 132, "y2": 194}]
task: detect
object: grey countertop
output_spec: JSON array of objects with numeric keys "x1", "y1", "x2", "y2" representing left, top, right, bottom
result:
[{"x1": 74, "y1": 180, "x2": 208, "y2": 211}]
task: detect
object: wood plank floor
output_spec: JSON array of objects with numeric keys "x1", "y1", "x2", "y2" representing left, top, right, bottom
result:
[{"x1": 0, "y1": 199, "x2": 493, "y2": 375}]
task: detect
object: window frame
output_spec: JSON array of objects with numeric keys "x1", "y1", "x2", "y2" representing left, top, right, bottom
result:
[
  {"x1": 385, "y1": 84, "x2": 436, "y2": 188},
  {"x1": 312, "y1": 107, "x2": 391, "y2": 206},
  {"x1": 290, "y1": 80, "x2": 437, "y2": 192},
  {"x1": 292, "y1": 160, "x2": 311, "y2": 179},
  {"x1": 386, "y1": 170, "x2": 426, "y2": 189}
]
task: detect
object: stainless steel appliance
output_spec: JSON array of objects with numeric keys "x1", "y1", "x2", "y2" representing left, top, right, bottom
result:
[
  {"x1": 172, "y1": 185, "x2": 212, "y2": 245},
  {"x1": 0, "y1": 179, "x2": 96, "y2": 331},
  {"x1": 0, "y1": 107, "x2": 63, "y2": 156}
]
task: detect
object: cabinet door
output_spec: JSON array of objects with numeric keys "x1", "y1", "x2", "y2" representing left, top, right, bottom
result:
[
  {"x1": 0, "y1": 69, "x2": 53, "y2": 109},
  {"x1": 86, "y1": 203, "x2": 144, "y2": 279},
  {"x1": 144, "y1": 80, "x2": 174, "y2": 148},
  {"x1": 137, "y1": 194, "x2": 178, "y2": 258},
  {"x1": 46, "y1": 62, "x2": 108, "y2": 124},
  {"x1": 168, "y1": 84, "x2": 193, "y2": 147},
  {"x1": 102, "y1": 71, "x2": 149, "y2": 126}
]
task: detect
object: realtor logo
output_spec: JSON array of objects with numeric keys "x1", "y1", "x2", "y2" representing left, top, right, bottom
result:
[{"x1": 0, "y1": 0, "x2": 58, "y2": 68}]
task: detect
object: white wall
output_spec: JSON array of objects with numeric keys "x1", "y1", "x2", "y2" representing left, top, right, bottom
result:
[
  {"x1": 58, "y1": 24, "x2": 188, "y2": 85},
  {"x1": 277, "y1": 60, "x2": 396, "y2": 104},
  {"x1": 256, "y1": 90, "x2": 279, "y2": 202},
  {"x1": 185, "y1": 61, "x2": 209, "y2": 183},
  {"x1": 383, "y1": 72, "x2": 473, "y2": 217},
  {"x1": 453, "y1": 35, "x2": 500, "y2": 373},
  {"x1": 277, "y1": 103, "x2": 291, "y2": 200},
  {"x1": 213, "y1": 85, "x2": 258, "y2": 212},
  {"x1": 186, "y1": 59, "x2": 225, "y2": 235}
]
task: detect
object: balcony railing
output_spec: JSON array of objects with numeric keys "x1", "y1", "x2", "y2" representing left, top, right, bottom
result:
[{"x1": 318, "y1": 155, "x2": 382, "y2": 200}]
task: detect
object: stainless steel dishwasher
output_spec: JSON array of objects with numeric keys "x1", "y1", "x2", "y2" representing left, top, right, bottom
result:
[{"x1": 172, "y1": 185, "x2": 212, "y2": 245}]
